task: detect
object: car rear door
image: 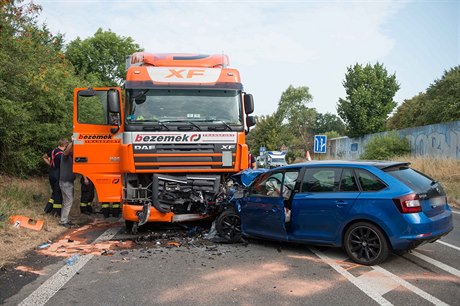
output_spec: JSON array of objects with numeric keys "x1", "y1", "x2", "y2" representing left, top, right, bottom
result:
[{"x1": 290, "y1": 167, "x2": 360, "y2": 242}]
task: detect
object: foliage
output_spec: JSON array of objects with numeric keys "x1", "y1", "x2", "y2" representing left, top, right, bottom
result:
[
  {"x1": 276, "y1": 86, "x2": 317, "y2": 153},
  {"x1": 337, "y1": 62, "x2": 400, "y2": 137},
  {"x1": 388, "y1": 66, "x2": 460, "y2": 129},
  {"x1": 0, "y1": 0, "x2": 78, "y2": 176},
  {"x1": 314, "y1": 112, "x2": 346, "y2": 135},
  {"x1": 246, "y1": 114, "x2": 291, "y2": 154},
  {"x1": 65, "y1": 28, "x2": 142, "y2": 86},
  {"x1": 360, "y1": 131, "x2": 411, "y2": 160}
]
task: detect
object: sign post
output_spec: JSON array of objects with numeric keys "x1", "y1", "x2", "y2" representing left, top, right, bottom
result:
[{"x1": 314, "y1": 135, "x2": 327, "y2": 154}]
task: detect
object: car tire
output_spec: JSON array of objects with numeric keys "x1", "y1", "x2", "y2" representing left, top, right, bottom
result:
[
  {"x1": 344, "y1": 222, "x2": 389, "y2": 266},
  {"x1": 216, "y1": 209, "x2": 241, "y2": 242}
]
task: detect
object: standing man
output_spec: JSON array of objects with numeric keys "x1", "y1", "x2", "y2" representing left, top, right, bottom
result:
[
  {"x1": 59, "y1": 139, "x2": 76, "y2": 228},
  {"x1": 42, "y1": 138, "x2": 68, "y2": 215}
]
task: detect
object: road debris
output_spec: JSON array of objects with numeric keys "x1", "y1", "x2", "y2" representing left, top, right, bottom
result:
[
  {"x1": 9, "y1": 215, "x2": 44, "y2": 231},
  {"x1": 65, "y1": 254, "x2": 79, "y2": 266}
]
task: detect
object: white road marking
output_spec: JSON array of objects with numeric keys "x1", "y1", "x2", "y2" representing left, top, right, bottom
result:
[
  {"x1": 411, "y1": 251, "x2": 460, "y2": 278},
  {"x1": 372, "y1": 265, "x2": 450, "y2": 306},
  {"x1": 450, "y1": 210, "x2": 460, "y2": 215},
  {"x1": 436, "y1": 240, "x2": 460, "y2": 251},
  {"x1": 19, "y1": 227, "x2": 121, "y2": 306},
  {"x1": 312, "y1": 248, "x2": 452, "y2": 306},
  {"x1": 309, "y1": 247, "x2": 394, "y2": 306}
]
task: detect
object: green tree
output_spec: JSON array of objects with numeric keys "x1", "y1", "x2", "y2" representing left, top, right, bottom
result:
[
  {"x1": 388, "y1": 66, "x2": 460, "y2": 129},
  {"x1": 315, "y1": 112, "x2": 346, "y2": 135},
  {"x1": 246, "y1": 114, "x2": 292, "y2": 155},
  {"x1": 337, "y1": 62, "x2": 400, "y2": 137},
  {"x1": 65, "y1": 28, "x2": 142, "y2": 86},
  {"x1": 0, "y1": 0, "x2": 79, "y2": 176},
  {"x1": 276, "y1": 85, "x2": 317, "y2": 155}
]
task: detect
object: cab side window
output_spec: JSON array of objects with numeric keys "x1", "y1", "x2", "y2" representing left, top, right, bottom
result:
[{"x1": 78, "y1": 91, "x2": 108, "y2": 125}]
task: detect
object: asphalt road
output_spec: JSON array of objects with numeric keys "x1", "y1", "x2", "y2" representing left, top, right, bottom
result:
[{"x1": 2, "y1": 209, "x2": 459, "y2": 306}]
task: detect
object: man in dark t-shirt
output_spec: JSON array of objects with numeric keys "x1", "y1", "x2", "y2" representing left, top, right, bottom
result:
[{"x1": 42, "y1": 138, "x2": 68, "y2": 215}]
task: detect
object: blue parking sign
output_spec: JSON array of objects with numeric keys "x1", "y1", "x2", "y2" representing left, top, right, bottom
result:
[{"x1": 314, "y1": 135, "x2": 327, "y2": 153}]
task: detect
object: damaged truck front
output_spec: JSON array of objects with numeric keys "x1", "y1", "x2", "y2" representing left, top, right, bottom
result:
[{"x1": 72, "y1": 53, "x2": 256, "y2": 232}]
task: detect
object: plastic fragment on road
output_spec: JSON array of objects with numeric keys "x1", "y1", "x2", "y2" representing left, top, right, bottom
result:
[
  {"x1": 66, "y1": 254, "x2": 80, "y2": 266},
  {"x1": 38, "y1": 243, "x2": 50, "y2": 249},
  {"x1": 9, "y1": 215, "x2": 44, "y2": 231}
]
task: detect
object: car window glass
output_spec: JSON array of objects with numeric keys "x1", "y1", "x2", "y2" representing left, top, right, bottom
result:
[
  {"x1": 301, "y1": 168, "x2": 341, "y2": 192},
  {"x1": 281, "y1": 171, "x2": 300, "y2": 199},
  {"x1": 340, "y1": 168, "x2": 359, "y2": 192},
  {"x1": 250, "y1": 172, "x2": 283, "y2": 197},
  {"x1": 356, "y1": 169, "x2": 386, "y2": 191},
  {"x1": 385, "y1": 167, "x2": 435, "y2": 194}
]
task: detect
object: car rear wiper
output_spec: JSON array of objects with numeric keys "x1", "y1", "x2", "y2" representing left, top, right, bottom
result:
[{"x1": 159, "y1": 120, "x2": 202, "y2": 131}]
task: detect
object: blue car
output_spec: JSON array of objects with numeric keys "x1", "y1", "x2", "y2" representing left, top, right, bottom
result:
[{"x1": 215, "y1": 161, "x2": 453, "y2": 265}]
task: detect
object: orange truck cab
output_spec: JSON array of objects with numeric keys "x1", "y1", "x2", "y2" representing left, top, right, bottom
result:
[{"x1": 73, "y1": 53, "x2": 256, "y2": 232}]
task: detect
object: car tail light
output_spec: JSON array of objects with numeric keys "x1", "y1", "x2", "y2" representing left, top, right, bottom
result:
[{"x1": 393, "y1": 193, "x2": 422, "y2": 213}]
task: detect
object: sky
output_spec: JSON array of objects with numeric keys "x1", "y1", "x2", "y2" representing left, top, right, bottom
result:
[{"x1": 36, "y1": 0, "x2": 459, "y2": 117}]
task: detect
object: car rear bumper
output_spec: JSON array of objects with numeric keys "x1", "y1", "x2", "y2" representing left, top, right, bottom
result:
[{"x1": 389, "y1": 210, "x2": 453, "y2": 250}]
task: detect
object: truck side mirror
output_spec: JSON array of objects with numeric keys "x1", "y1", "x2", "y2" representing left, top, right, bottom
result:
[
  {"x1": 246, "y1": 115, "x2": 256, "y2": 127},
  {"x1": 108, "y1": 90, "x2": 120, "y2": 113},
  {"x1": 244, "y1": 94, "x2": 254, "y2": 114}
]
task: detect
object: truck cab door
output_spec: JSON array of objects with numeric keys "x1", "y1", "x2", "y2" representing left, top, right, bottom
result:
[{"x1": 73, "y1": 87, "x2": 123, "y2": 202}]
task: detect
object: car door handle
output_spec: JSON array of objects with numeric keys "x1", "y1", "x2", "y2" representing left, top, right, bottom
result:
[
  {"x1": 271, "y1": 207, "x2": 279, "y2": 213},
  {"x1": 336, "y1": 200, "x2": 349, "y2": 207}
]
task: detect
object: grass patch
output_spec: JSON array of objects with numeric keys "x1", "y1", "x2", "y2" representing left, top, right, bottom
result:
[{"x1": 0, "y1": 175, "x2": 68, "y2": 267}]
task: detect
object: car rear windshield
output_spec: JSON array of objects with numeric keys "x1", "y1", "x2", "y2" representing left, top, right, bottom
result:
[{"x1": 384, "y1": 166, "x2": 437, "y2": 194}]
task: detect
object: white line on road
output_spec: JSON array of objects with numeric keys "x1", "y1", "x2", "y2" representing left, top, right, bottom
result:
[
  {"x1": 450, "y1": 210, "x2": 460, "y2": 215},
  {"x1": 312, "y1": 247, "x2": 452, "y2": 306},
  {"x1": 410, "y1": 251, "x2": 460, "y2": 278},
  {"x1": 309, "y1": 247, "x2": 393, "y2": 306},
  {"x1": 19, "y1": 226, "x2": 121, "y2": 306},
  {"x1": 372, "y1": 265, "x2": 450, "y2": 306},
  {"x1": 436, "y1": 240, "x2": 460, "y2": 251}
]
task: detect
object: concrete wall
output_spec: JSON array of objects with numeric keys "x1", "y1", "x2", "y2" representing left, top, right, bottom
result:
[{"x1": 328, "y1": 120, "x2": 460, "y2": 160}]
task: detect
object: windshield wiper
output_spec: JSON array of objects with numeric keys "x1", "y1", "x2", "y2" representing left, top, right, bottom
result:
[
  {"x1": 159, "y1": 120, "x2": 202, "y2": 131},
  {"x1": 190, "y1": 119, "x2": 232, "y2": 131},
  {"x1": 141, "y1": 121, "x2": 170, "y2": 131}
]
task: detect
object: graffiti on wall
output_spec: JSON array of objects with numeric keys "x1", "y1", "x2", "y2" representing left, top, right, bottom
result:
[
  {"x1": 406, "y1": 129, "x2": 460, "y2": 158},
  {"x1": 329, "y1": 121, "x2": 460, "y2": 160}
]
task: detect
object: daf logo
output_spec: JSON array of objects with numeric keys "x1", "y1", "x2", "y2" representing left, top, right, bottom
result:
[
  {"x1": 221, "y1": 145, "x2": 236, "y2": 150},
  {"x1": 135, "y1": 145, "x2": 156, "y2": 150}
]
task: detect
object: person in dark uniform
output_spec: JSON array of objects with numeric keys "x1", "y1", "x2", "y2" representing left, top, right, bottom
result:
[
  {"x1": 42, "y1": 138, "x2": 68, "y2": 216},
  {"x1": 80, "y1": 175, "x2": 95, "y2": 214}
]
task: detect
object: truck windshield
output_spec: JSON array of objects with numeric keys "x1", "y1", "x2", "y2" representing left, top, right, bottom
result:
[{"x1": 126, "y1": 89, "x2": 242, "y2": 125}]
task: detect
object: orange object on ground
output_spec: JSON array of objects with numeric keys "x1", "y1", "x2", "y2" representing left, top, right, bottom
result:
[
  {"x1": 9, "y1": 215, "x2": 44, "y2": 231},
  {"x1": 306, "y1": 151, "x2": 312, "y2": 161}
]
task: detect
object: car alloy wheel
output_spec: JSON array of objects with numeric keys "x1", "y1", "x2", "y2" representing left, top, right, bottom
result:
[
  {"x1": 344, "y1": 222, "x2": 389, "y2": 265},
  {"x1": 216, "y1": 209, "x2": 242, "y2": 242}
]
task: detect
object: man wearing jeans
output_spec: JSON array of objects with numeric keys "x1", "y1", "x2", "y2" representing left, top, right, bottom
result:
[{"x1": 59, "y1": 141, "x2": 76, "y2": 228}]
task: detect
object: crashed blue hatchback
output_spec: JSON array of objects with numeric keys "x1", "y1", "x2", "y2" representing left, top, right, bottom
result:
[{"x1": 215, "y1": 161, "x2": 453, "y2": 265}]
